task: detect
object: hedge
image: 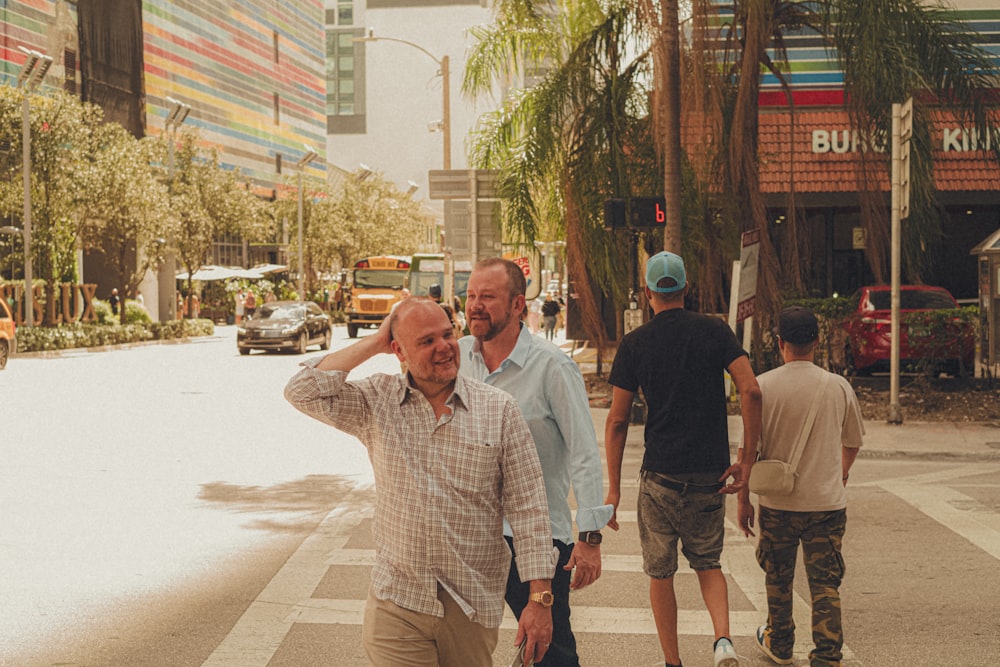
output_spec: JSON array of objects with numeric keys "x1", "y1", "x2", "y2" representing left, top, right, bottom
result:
[{"x1": 16, "y1": 318, "x2": 215, "y2": 353}]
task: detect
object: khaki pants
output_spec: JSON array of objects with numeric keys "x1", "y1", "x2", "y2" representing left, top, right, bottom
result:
[{"x1": 361, "y1": 586, "x2": 498, "y2": 667}]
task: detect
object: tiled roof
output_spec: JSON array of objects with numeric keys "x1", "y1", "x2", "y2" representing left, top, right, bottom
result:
[
  {"x1": 763, "y1": 109, "x2": 1000, "y2": 194},
  {"x1": 684, "y1": 109, "x2": 1000, "y2": 195}
]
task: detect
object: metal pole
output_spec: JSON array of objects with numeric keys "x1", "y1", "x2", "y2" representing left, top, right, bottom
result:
[
  {"x1": 888, "y1": 103, "x2": 903, "y2": 424},
  {"x1": 441, "y1": 54, "x2": 451, "y2": 170},
  {"x1": 470, "y1": 170, "x2": 478, "y2": 263},
  {"x1": 297, "y1": 169, "x2": 305, "y2": 299},
  {"x1": 163, "y1": 128, "x2": 177, "y2": 321},
  {"x1": 22, "y1": 93, "x2": 33, "y2": 328}
]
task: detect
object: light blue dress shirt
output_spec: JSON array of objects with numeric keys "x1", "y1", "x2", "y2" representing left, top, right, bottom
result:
[{"x1": 459, "y1": 324, "x2": 613, "y2": 543}]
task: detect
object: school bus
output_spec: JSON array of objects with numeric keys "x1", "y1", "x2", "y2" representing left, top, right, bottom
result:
[
  {"x1": 344, "y1": 255, "x2": 410, "y2": 338},
  {"x1": 409, "y1": 253, "x2": 472, "y2": 308}
]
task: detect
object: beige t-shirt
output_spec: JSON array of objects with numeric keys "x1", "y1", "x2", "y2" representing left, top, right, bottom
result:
[{"x1": 756, "y1": 361, "x2": 865, "y2": 511}]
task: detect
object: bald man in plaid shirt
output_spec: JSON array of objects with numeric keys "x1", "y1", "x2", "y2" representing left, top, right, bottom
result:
[{"x1": 286, "y1": 298, "x2": 555, "y2": 667}]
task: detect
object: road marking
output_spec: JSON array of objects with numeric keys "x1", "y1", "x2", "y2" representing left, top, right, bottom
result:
[
  {"x1": 201, "y1": 507, "x2": 371, "y2": 667},
  {"x1": 880, "y1": 480, "x2": 1000, "y2": 561},
  {"x1": 208, "y1": 503, "x2": 863, "y2": 664}
]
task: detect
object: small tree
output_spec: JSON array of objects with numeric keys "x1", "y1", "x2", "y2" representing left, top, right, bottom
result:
[
  {"x1": 0, "y1": 87, "x2": 107, "y2": 324},
  {"x1": 272, "y1": 168, "x2": 429, "y2": 295},
  {"x1": 168, "y1": 129, "x2": 272, "y2": 310},
  {"x1": 79, "y1": 124, "x2": 172, "y2": 324}
]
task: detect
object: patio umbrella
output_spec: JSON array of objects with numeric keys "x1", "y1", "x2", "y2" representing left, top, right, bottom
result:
[
  {"x1": 175, "y1": 265, "x2": 241, "y2": 281},
  {"x1": 250, "y1": 263, "x2": 288, "y2": 275}
]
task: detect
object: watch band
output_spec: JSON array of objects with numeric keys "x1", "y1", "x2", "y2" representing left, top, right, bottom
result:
[{"x1": 578, "y1": 531, "x2": 603, "y2": 545}]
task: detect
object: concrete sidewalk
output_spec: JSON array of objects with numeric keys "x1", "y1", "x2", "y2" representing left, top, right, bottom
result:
[
  {"x1": 728, "y1": 416, "x2": 1000, "y2": 461},
  {"x1": 566, "y1": 336, "x2": 1000, "y2": 461}
]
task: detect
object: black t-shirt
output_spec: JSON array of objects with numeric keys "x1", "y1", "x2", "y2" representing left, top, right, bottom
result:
[
  {"x1": 609, "y1": 308, "x2": 747, "y2": 476},
  {"x1": 541, "y1": 299, "x2": 560, "y2": 316}
]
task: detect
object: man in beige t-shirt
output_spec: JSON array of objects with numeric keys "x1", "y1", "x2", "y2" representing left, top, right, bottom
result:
[{"x1": 738, "y1": 306, "x2": 864, "y2": 667}]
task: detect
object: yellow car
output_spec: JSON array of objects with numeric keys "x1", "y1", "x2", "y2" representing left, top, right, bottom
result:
[{"x1": 0, "y1": 298, "x2": 16, "y2": 370}]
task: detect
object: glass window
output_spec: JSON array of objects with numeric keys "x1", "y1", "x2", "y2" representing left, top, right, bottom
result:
[{"x1": 326, "y1": 28, "x2": 361, "y2": 118}]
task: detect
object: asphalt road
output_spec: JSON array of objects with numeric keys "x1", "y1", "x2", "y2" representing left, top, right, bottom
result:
[
  {"x1": 2, "y1": 325, "x2": 998, "y2": 666},
  {"x1": 0, "y1": 325, "x2": 388, "y2": 666}
]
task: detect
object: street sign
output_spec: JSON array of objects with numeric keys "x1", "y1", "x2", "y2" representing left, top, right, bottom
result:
[
  {"x1": 736, "y1": 229, "x2": 760, "y2": 323},
  {"x1": 428, "y1": 169, "x2": 499, "y2": 200},
  {"x1": 443, "y1": 199, "x2": 501, "y2": 262},
  {"x1": 506, "y1": 253, "x2": 541, "y2": 301}
]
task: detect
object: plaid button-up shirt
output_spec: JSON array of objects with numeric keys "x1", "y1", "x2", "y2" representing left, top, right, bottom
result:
[{"x1": 285, "y1": 361, "x2": 554, "y2": 628}]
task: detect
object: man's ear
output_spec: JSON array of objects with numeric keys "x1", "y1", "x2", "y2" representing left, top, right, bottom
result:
[
  {"x1": 390, "y1": 339, "x2": 406, "y2": 362},
  {"x1": 513, "y1": 294, "x2": 526, "y2": 313}
]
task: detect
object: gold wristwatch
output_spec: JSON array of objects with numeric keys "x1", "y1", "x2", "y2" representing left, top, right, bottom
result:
[{"x1": 528, "y1": 590, "x2": 554, "y2": 607}]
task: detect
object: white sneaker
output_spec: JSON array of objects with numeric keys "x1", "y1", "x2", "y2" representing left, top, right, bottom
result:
[{"x1": 713, "y1": 637, "x2": 739, "y2": 667}]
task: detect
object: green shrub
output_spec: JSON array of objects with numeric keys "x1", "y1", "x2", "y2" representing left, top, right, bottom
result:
[
  {"x1": 125, "y1": 300, "x2": 152, "y2": 324},
  {"x1": 16, "y1": 318, "x2": 214, "y2": 353},
  {"x1": 92, "y1": 299, "x2": 115, "y2": 324},
  {"x1": 904, "y1": 306, "x2": 978, "y2": 377}
]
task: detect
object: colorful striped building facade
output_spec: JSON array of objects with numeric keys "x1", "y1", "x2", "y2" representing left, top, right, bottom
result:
[{"x1": 2, "y1": 0, "x2": 327, "y2": 196}]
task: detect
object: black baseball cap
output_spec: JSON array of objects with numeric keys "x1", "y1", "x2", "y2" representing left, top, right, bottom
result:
[{"x1": 778, "y1": 306, "x2": 819, "y2": 345}]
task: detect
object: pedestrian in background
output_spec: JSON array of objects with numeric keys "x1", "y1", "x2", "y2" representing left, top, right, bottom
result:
[
  {"x1": 738, "y1": 306, "x2": 864, "y2": 667},
  {"x1": 176, "y1": 291, "x2": 185, "y2": 320},
  {"x1": 527, "y1": 295, "x2": 543, "y2": 334},
  {"x1": 109, "y1": 288, "x2": 120, "y2": 316},
  {"x1": 243, "y1": 290, "x2": 257, "y2": 319},
  {"x1": 284, "y1": 298, "x2": 555, "y2": 666},
  {"x1": 541, "y1": 293, "x2": 560, "y2": 341},
  {"x1": 235, "y1": 289, "x2": 245, "y2": 323},
  {"x1": 604, "y1": 251, "x2": 761, "y2": 667},
  {"x1": 462, "y1": 258, "x2": 612, "y2": 666}
]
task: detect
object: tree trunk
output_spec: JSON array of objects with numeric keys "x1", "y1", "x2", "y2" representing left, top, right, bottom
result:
[{"x1": 655, "y1": 0, "x2": 683, "y2": 253}]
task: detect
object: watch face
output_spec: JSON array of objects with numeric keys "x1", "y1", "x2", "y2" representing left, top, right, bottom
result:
[{"x1": 532, "y1": 591, "x2": 554, "y2": 607}]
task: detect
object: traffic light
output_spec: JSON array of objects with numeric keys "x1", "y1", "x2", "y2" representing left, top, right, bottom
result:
[
  {"x1": 604, "y1": 198, "x2": 626, "y2": 230},
  {"x1": 630, "y1": 197, "x2": 666, "y2": 228}
]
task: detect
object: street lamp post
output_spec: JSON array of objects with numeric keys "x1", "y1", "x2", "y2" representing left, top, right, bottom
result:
[
  {"x1": 296, "y1": 145, "x2": 319, "y2": 300},
  {"x1": 160, "y1": 97, "x2": 191, "y2": 321},
  {"x1": 15, "y1": 46, "x2": 53, "y2": 328},
  {"x1": 353, "y1": 31, "x2": 450, "y2": 170},
  {"x1": 165, "y1": 97, "x2": 191, "y2": 181}
]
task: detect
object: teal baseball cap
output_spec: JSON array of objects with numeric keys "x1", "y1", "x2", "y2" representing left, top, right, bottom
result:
[{"x1": 645, "y1": 251, "x2": 686, "y2": 293}]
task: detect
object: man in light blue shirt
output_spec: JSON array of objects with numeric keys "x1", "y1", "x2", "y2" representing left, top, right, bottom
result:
[{"x1": 460, "y1": 258, "x2": 613, "y2": 667}]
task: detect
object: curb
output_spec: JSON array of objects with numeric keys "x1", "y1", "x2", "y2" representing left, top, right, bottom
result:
[
  {"x1": 855, "y1": 447, "x2": 1000, "y2": 463},
  {"x1": 14, "y1": 333, "x2": 220, "y2": 359}
]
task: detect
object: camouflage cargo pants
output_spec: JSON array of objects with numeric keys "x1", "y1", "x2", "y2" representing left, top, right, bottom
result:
[{"x1": 756, "y1": 507, "x2": 847, "y2": 667}]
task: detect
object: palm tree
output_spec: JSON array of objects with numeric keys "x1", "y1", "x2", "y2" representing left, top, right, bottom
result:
[
  {"x1": 638, "y1": 0, "x2": 684, "y2": 253},
  {"x1": 681, "y1": 0, "x2": 998, "y2": 340},
  {"x1": 464, "y1": 0, "x2": 657, "y2": 347}
]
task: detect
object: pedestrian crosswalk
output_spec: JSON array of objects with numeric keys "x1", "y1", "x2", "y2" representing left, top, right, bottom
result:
[
  {"x1": 206, "y1": 437, "x2": 1000, "y2": 666},
  {"x1": 200, "y1": 497, "x2": 859, "y2": 666}
]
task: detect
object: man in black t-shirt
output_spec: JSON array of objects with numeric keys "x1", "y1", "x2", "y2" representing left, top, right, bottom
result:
[
  {"x1": 604, "y1": 251, "x2": 761, "y2": 667},
  {"x1": 541, "y1": 293, "x2": 561, "y2": 341}
]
